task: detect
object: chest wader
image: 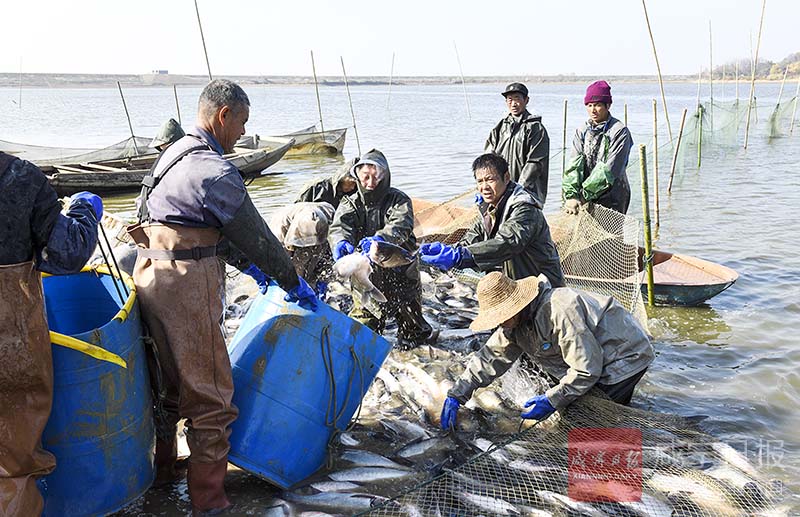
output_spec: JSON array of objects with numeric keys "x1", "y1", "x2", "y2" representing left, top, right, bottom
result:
[{"x1": 0, "y1": 262, "x2": 56, "y2": 516}]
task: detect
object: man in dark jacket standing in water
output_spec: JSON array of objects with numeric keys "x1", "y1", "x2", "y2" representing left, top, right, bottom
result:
[
  {"x1": 0, "y1": 153, "x2": 102, "y2": 516},
  {"x1": 420, "y1": 153, "x2": 564, "y2": 288},
  {"x1": 129, "y1": 79, "x2": 318, "y2": 514},
  {"x1": 328, "y1": 149, "x2": 434, "y2": 349},
  {"x1": 485, "y1": 83, "x2": 550, "y2": 205}
]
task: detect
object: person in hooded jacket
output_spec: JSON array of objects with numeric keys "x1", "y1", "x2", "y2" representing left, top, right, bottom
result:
[
  {"x1": 129, "y1": 79, "x2": 318, "y2": 514},
  {"x1": 563, "y1": 80, "x2": 634, "y2": 215},
  {"x1": 419, "y1": 153, "x2": 565, "y2": 288},
  {"x1": 295, "y1": 157, "x2": 358, "y2": 208},
  {"x1": 440, "y1": 271, "x2": 654, "y2": 430},
  {"x1": 0, "y1": 152, "x2": 102, "y2": 516},
  {"x1": 485, "y1": 82, "x2": 550, "y2": 205},
  {"x1": 328, "y1": 149, "x2": 434, "y2": 348}
]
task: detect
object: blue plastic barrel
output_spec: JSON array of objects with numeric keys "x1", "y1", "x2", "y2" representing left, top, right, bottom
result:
[
  {"x1": 40, "y1": 267, "x2": 154, "y2": 516},
  {"x1": 227, "y1": 283, "x2": 391, "y2": 488}
]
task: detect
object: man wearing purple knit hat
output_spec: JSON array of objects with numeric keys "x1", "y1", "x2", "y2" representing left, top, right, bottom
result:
[{"x1": 562, "y1": 80, "x2": 634, "y2": 215}]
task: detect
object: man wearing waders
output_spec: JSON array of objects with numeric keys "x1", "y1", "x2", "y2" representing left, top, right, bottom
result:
[
  {"x1": 129, "y1": 79, "x2": 318, "y2": 514},
  {"x1": 563, "y1": 80, "x2": 634, "y2": 215},
  {"x1": 0, "y1": 152, "x2": 101, "y2": 516}
]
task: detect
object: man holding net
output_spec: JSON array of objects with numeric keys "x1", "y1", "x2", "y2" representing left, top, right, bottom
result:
[
  {"x1": 419, "y1": 153, "x2": 565, "y2": 288},
  {"x1": 440, "y1": 271, "x2": 654, "y2": 429},
  {"x1": 563, "y1": 80, "x2": 634, "y2": 215}
]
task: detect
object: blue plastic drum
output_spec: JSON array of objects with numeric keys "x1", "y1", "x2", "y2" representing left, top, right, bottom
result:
[
  {"x1": 228, "y1": 283, "x2": 391, "y2": 488},
  {"x1": 40, "y1": 267, "x2": 154, "y2": 516}
]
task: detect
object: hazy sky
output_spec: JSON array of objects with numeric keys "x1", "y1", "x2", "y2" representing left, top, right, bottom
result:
[{"x1": 2, "y1": 0, "x2": 797, "y2": 77}]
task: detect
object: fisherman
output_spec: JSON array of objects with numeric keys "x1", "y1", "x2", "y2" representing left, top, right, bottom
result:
[
  {"x1": 0, "y1": 152, "x2": 102, "y2": 516},
  {"x1": 485, "y1": 82, "x2": 550, "y2": 205},
  {"x1": 149, "y1": 118, "x2": 186, "y2": 153},
  {"x1": 295, "y1": 158, "x2": 359, "y2": 208},
  {"x1": 128, "y1": 79, "x2": 318, "y2": 514},
  {"x1": 563, "y1": 80, "x2": 634, "y2": 215},
  {"x1": 440, "y1": 272, "x2": 654, "y2": 429},
  {"x1": 328, "y1": 149, "x2": 435, "y2": 349},
  {"x1": 419, "y1": 153, "x2": 565, "y2": 288},
  {"x1": 269, "y1": 201, "x2": 336, "y2": 298}
]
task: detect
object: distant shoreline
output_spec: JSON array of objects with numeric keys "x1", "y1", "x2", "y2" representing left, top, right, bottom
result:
[{"x1": 0, "y1": 73, "x2": 793, "y2": 89}]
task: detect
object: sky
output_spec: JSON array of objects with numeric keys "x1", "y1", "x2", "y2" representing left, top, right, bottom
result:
[{"x1": 1, "y1": 0, "x2": 797, "y2": 77}]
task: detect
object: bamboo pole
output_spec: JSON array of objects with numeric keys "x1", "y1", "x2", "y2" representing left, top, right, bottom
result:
[
  {"x1": 735, "y1": 61, "x2": 740, "y2": 104},
  {"x1": 387, "y1": 52, "x2": 395, "y2": 111},
  {"x1": 667, "y1": 108, "x2": 688, "y2": 194},
  {"x1": 709, "y1": 20, "x2": 714, "y2": 109},
  {"x1": 697, "y1": 104, "x2": 703, "y2": 168},
  {"x1": 652, "y1": 99, "x2": 660, "y2": 228},
  {"x1": 193, "y1": 0, "x2": 213, "y2": 81},
  {"x1": 453, "y1": 41, "x2": 471, "y2": 120},
  {"x1": 562, "y1": 99, "x2": 568, "y2": 176},
  {"x1": 641, "y1": 0, "x2": 673, "y2": 143},
  {"x1": 744, "y1": 0, "x2": 767, "y2": 149},
  {"x1": 696, "y1": 69, "x2": 702, "y2": 108},
  {"x1": 116, "y1": 81, "x2": 139, "y2": 157},
  {"x1": 775, "y1": 67, "x2": 788, "y2": 110},
  {"x1": 639, "y1": 144, "x2": 655, "y2": 307},
  {"x1": 624, "y1": 103, "x2": 628, "y2": 127},
  {"x1": 310, "y1": 50, "x2": 325, "y2": 135},
  {"x1": 17, "y1": 57, "x2": 22, "y2": 109},
  {"x1": 340, "y1": 56, "x2": 361, "y2": 156},
  {"x1": 790, "y1": 76, "x2": 800, "y2": 135},
  {"x1": 173, "y1": 85, "x2": 181, "y2": 126}
]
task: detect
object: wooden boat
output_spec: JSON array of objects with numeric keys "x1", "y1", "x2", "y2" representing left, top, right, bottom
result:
[
  {"x1": 42, "y1": 138, "x2": 294, "y2": 197},
  {"x1": 411, "y1": 198, "x2": 738, "y2": 307},
  {"x1": 237, "y1": 125, "x2": 347, "y2": 156}
]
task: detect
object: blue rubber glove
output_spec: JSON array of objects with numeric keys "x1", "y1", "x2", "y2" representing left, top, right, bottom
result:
[
  {"x1": 333, "y1": 240, "x2": 354, "y2": 261},
  {"x1": 440, "y1": 396, "x2": 460, "y2": 430},
  {"x1": 520, "y1": 394, "x2": 556, "y2": 421},
  {"x1": 358, "y1": 234, "x2": 385, "y2": 255},
  {"x1": 242, "y1": 264, "x2": 270, "y2": 295},
  {"x1": 474, "y1": 193, "x2": 484, "y2": 205},
  {"x1": 419, "y1": 243, "x2": 462, "y2": 271},
  {"x1": 285, "y1": 277, "x2": 319, "y2": 311},
  {"x1": 72, "y1": 191, "x2": 103, "y2": 220},
  {"x1": 315, "y1": 281, "x2": 328, "y2": 300}
]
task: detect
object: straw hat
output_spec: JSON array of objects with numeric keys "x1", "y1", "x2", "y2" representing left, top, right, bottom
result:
[{"x1": 469, "y1": 272, "x2": 541, "y2": 331}]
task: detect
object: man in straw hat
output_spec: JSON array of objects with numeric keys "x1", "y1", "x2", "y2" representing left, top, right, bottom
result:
[
  {"x1": 440, "y1": 272, "x2": 654, "y2": 429},
  {"x1": 562, "y1": 80, "x2": 633, "y2": 215}
]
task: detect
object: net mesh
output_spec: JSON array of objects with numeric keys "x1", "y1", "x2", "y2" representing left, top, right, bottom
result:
[
  {"x1": 361, "y1": 389, "x2": 785, "y2": 517},
  {"x1": 0, "y1": 136, "x2": 152, "y2": 165},
  {"x1": 413, "y1": 198, "x2": 648, "y2": 329}
]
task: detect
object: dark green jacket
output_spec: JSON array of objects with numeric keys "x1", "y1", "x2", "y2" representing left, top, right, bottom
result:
[
  {"x1": 485, "y1": 110, "x2": 550, "y2": 205},
  {"x1": 461, "y1": 183, "x2": 564, "y2": 287},
  {"x1": 563, "y1": 115, "x2": 633, "y2": 214},
  {"x1": 295, "y1": 158, "x2": 357, "y2": 209},
  {"x1": 328, "y1": 151, "x2": 416, "y2": 253}
]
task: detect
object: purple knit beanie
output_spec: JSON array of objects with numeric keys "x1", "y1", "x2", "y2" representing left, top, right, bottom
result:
[{"x1": 584, "y1": 80, "x2": 612, "y2": 105}]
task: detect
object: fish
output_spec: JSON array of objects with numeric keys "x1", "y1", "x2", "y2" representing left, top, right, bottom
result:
[
  {"x1": 282, "y1": 491, "x2": 388, "y2": 512},
  {"x1": 396, "y1": 436, "x2": 451, "y2": 459},
  {"x1": 328, "y1": 466, "x2": 414, "y2": 483},
  {"x1": 262, "y1": 499, "x2": 294, "y2": 517},
  {"x1": 333, "y1": 253, "x2": 387, "y2": 304},
  {"x1": 340, "y1": 449, "x2": 411, "y2": 470},
  {"x1": 309, "y1": 480, "x2": 361, "y2": 493},
  {"x1": 459, "y1": 491, "x2": 522, "y2": 515},
  {"x1": 369, "y1": 240, "x2": 415, "y2": 269},
  {"x1": 338, "y1": 432, "x2": 360, "y2": 447},
  {"x1": 537, "y1": 490, "x2": 611, "y2": 517},
  {"x1": 380, "y1": 419, "x2": 432, "y2": 441},
  {"x1": 647, "y1": 471, "x2": 742, "y2": 516},
  {"x1": 710, "y1": 441, "x2": 760, "y2": 478}
]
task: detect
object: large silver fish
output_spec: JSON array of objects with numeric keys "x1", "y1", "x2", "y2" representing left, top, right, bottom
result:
[
  {"x1": 333, "y1": 253, "x2": 387, "y2": 304},
  {"x1": 368, "y1": 240, "x2": 415, "y2": 269}
]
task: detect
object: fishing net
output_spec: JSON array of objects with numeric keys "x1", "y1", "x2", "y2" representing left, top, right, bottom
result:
[
  {"x1": 361, "y1": 388, "x2": 786, "y2": 517},
  {"x1": 413, "y1": 197, "x2": 648, "y2": 329},
  {"x1": 0, "y1": 136, "x2": 152, "y2": 166},
  {"x1": 767, "y1": 97, "x2": 797, "y2": 140}
]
